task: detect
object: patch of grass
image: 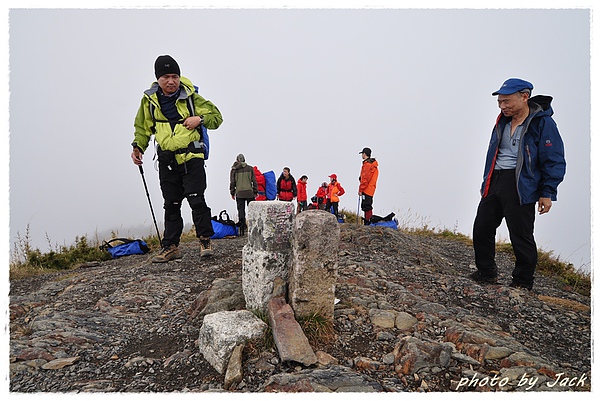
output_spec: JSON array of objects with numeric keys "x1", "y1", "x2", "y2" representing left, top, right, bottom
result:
[
  {"x1": 536, "y1": 249, "x2": 590, "y2": 296},
  {"x1": 406, "y1": 226, "x2": 473, "y2": 247},
  {"x1": 10, "y1": 225, "x2": 112, "y2": 279},
  {"x1": 339, "y1": 208, "x2": 361, "y2": 225},
  {"x1": 142, "y1": 226, "x2": 198, "y2": 250},
  {"x1": 298, "y1": 312, "x2": 335, "y2": 348},
  {"x1": 9, "y1": 225, "x2": 201, "y2": 280},
  {"x1": 494, "y1": 242, "x2": 590, "y2": 295},
  {"x1": 537, "y1": 295, "x2": 590, "y2": 312},
  {"x1": 249, "y1": 309, "x2": 335, "y2": 351},
  {"x1": 249, "y1": 309, "x2": 275, "y2": 352},
  {"x1": 388, "y1": 209, "x2": 590, "y2": 296}
]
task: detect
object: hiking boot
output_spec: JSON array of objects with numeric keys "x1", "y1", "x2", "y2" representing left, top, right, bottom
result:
[
  {"x1": 152, "y1": 244, "x2": 181, "y2": 263},
  {"x1": 469, "y1": 271, "x2": 498, "y2": 285},
  {"x1": 509, "y1": 280, "x2": 533, "y2": 291},
  {"x1": 238, "y1": 220, "x2": 246, "y2": 237},
  {"x1": 199, "y1": 237, "x2": 213, "y2": 258}
]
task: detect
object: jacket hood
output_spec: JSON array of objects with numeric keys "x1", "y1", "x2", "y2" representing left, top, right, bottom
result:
[
  {"x1": 179, "y1": 76, "x2": 195, "y2": 95},
  {"x1": 529, "y1": 95, "x2": 554, "y2": 117},
  {"x1": 232, "y1": 161, "x2": 247, "y2": 170},
  {"x1": 364, "y1": 158, "x2": 378, "y2": 166}
]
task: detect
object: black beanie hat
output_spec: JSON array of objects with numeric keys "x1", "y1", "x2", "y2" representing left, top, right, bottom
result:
[{"x1": 154, "y1": 55, "x2": 180, "y2": 79}]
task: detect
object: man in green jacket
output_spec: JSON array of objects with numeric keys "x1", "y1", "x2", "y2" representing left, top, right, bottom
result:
[
  {"x1": 229, "y1": 153, "x2": 258, "y2": 236},
  {"x1": 131, "y1": 55, "x2": 223, "y2": 262}
]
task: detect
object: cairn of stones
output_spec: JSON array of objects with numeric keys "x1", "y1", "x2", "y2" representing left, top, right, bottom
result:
[
  {"x1": 199, "y1": 201, "x2": 340, "y2": 376},
  {"x1": 242, "y1": 201, "x2": 340, "y2": 319}
]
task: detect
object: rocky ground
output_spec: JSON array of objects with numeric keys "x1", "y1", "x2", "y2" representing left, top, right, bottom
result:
[{"x1": 8, "y1": 224, "x2": 591, "y2": 393}]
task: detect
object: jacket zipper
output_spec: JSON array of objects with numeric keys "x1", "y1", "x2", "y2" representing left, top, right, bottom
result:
[{"x1": 525, "y1": 144, "x2": 533, "y2": 176}]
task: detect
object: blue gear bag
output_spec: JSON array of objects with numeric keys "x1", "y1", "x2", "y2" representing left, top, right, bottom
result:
[
  {"x1": 263, "y1": 171, "x2": 277, "y2": 200},
  {"x1": 101, "y1": 238, "x2": 150, "y2": 258}
]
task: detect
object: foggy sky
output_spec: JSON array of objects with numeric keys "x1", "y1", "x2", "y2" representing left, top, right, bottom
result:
[{"x1": 4, "y1": 4, "x2": 594, "y2": 272}]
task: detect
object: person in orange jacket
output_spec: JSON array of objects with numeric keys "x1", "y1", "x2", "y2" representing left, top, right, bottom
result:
[
  {"x1": 358, "y1": 147, "x2": 379, "y2": 225},
  {"x1": 326, "y1": 174, "x2": 345, "y2": 219}
]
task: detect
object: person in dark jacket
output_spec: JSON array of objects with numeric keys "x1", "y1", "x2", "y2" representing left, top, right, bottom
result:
[
  {"x1": 471, "y1": 78, "x2": 566, "y2": 291},
  {"x1": 230, "y1": 154, "x2": 257, "y2": 236},
  {"x1": 276, "y1": 167, "x2": 297, "y2": 202}
]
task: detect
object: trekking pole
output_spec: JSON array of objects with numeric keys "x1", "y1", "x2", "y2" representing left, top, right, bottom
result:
[
  {"x1": 357, "y1": 195, "x2": 361, "y2": 225},
  {"x1": 138, "y1": 165, "x2": 163, "y2": 248}
]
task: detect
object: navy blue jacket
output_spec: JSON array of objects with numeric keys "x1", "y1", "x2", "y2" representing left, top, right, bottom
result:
[{"x1": 480, "y1": 95, "x2": 566, "y2": 205}]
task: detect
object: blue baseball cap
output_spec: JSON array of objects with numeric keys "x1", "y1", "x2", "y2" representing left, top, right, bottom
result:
[{"x1": 492, "y1": 78, "x2": 534, "y2": 96}]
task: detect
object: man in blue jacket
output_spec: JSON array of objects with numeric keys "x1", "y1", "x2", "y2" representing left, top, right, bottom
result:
[{"x1": 471, "y1": 78, "x2": 566, "y2": 290}]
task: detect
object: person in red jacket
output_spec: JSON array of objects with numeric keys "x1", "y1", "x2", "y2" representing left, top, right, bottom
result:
[
  {"x1": 253, "y1": 166, "x2": 267, "y2": 201},
  {"x1": 358, "y1": 147, "x2": 379, "y2": 225},
  {"x1": 316, "y1": 182, "x2": 328, "y2": 210},
  {"x1": 296, "y1": 175, "x2": 309, "y2": 213},
  {"x1": 276, "y1": 167, "x2": 297, "y2": 202}
]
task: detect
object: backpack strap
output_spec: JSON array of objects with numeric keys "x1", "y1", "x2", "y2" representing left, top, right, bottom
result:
[
  {"x1": 149, "y1": 91, "x2": 208, "y2": 160},
  {"x1": 219, "y1": 210, "x2": 230, "y2": 222},
  {"x1": 149, "y1": 101, "x2": 184, "y2": 132},
  {"x1": 101, "y1": 238, "x2": 136, "y2": 250},
  {"x1": 186, "y1": 94, "x2": 195, "y2": 117},
  {"x1": 186, "y1": 93, "x2": 209, "y2": 158}
]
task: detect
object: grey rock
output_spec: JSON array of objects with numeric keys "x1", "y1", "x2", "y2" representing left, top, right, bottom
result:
[{"x1": 198, "y1": 310, "x2": 267, "y2": 374}]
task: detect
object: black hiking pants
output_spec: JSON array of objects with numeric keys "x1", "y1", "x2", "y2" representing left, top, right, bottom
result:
[
  {"x1": 472, "y1": 169, "x2": 537, "y2": 288},
  {"x1": 326, "y1": 200, "x2": 339, "y2": 218},
  {"x1": 360, "y1": 194, "x2": 374, "y2": 212},
  {"x1": 236, "y1": 197, "x2": 253, "y2": 228},
  {"x1": 158, "y1": 157, "x2": 214, "y2": 247}
]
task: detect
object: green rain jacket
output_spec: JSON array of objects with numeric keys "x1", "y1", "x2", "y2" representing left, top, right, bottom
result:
[{"x1": 132, "y1": 76, "x2": 223, "y2": 165}]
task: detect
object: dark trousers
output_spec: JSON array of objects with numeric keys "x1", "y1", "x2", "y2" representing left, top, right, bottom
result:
[
  {"x1": 360, "y1": 194, "x2": 374, "y2": 212},
  {"x1": 472, "y1": 169, "x2": 537, "y2": 287},
  {"x1": 236, "y1": 197, "x2": 253, "y2": 225},
  {"x1": 361, "y1": 194, "x2": 374, "y2": 223},
  {"x1": 326, "y1": 200, "x2": 339, "y2": 217},
  {"x1": 297, "y1": 200, "x2": 307, "y2": 213},
  {"x1": 158, "y1": 157, "x2": 213, "y2": 246}
]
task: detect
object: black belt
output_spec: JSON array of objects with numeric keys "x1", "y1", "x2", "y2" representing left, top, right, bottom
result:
[{"x1": 494, "y1": 168, "x2": 515, "y2": 175}]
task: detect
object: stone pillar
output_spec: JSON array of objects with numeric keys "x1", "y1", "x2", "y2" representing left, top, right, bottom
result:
[
  {"x1": 242, "y1": 201, "x2": 295, "y2": 313},
  {"x1": 289, "y1": 210, "x2": 340, "y2": 320}
]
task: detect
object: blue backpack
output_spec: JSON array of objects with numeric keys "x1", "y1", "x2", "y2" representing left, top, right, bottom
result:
[
  {"x1": 211, "y1": 210, "x2": 238, "y2": 239},
  {"x1": 369, "y1": 212, "x2": 399, "y2": 230},
  {"x1": 371, "y1": 220, "x2": 398, "y2": 230},
  {"x1": 263, "y1": 171, "x2": 277, "y2": 200},
  {"x1": 101, "y1": 238, "x2": 150, "y2": 258},
  {"x1": 191, "y1": 85, "x2": 210, "y2": 160}
]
